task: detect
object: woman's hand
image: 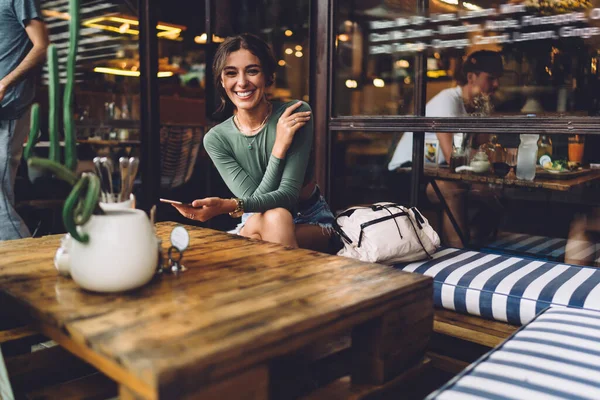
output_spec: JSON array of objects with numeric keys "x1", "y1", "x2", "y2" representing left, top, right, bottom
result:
[
  {"x1": 272, "y1": 101, "x2": 311, "y2": 159},
  {"x1": 171, "y1": 197, "x2": 236, "y2": 222}
]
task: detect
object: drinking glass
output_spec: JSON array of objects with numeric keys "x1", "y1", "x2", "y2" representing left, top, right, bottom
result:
[
  {"x1": 506, "y1": 148, "x2": 518, "y2": 174},
  {"x1": 568, "y1": 135, "x2": 585, "y2": 164}
]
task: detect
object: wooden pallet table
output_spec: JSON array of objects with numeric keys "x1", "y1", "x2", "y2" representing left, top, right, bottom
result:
[{"x1": 0, "y1": 222, "x2": 433, "y2": 399}]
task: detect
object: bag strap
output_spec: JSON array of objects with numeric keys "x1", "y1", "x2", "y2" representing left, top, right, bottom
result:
[
  {"x1": 404, "y1": 209, "x2": 433, "y2": 260},
  {"x1": 333, "y1": 203, "x2": 408, "y2": 248}
]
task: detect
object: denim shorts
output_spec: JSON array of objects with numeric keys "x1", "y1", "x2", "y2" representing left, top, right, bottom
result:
[{"x1": 230, "y1": 193, "x2": 335, "y2": 235}]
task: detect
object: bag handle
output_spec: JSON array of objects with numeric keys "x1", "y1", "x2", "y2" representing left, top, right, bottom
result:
[{"x1": 333, "y1": 203, "x2": 405, "y2": 247}]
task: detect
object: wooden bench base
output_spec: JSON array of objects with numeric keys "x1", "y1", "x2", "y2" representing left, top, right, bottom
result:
[
  {"x1": 428, "y1": 309, "x2": 519, "y2": 376},
  {"x1": 434, "y1": 309, "x2": 518, "y2": 348}
]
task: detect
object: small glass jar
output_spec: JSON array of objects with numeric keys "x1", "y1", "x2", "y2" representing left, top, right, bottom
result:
[{"x1": 480, "y1": 135, "x2": 506, "y2": 164}]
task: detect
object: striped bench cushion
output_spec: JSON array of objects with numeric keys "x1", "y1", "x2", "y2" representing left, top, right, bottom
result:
[
  {"x1": 427, "y1": 307, "x2": 600, "y2": 400},
  {"x1": 394, "y1": 248, "x2": 600, "y2": 325}
]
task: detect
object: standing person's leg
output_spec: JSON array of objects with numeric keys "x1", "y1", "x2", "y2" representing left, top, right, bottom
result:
[
  {"x1": 0, "y1": 112, "x2": 31, "y2": 240},
  {"x1": 9, "y1": 108, "x2": 30, "y2": 186}
]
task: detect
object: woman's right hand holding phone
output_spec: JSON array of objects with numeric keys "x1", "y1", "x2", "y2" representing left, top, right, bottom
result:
[{"x1": 272, "y1": 101, "x2": 311, "y2": 159}]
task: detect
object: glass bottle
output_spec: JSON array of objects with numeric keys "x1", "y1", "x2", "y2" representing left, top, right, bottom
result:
[
  {"x1": 516, "y1": 134, "x2": 539, "y2": 181},
  {"x1": 450, "y1": 133, "x2": 468, "y2": 172},
  {"x1": 536, "y1": 135, "x2": 553, "y2": 166}
]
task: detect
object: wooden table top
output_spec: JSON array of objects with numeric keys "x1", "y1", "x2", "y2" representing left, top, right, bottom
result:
[
  {"x1": 424, "y1": 166, "x2": 600, "y2": 192},
  {"x1": 0, "y1": 222, "x2": 431, "y2": 399}
]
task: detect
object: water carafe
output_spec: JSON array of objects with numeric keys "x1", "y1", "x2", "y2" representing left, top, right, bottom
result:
[{"x1": 516, "y1": 134, "x2": 539, "y2": 181}]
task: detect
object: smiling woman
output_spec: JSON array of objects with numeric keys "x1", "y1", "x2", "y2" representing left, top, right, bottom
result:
[{"x1": 169, "y1": 34, "x2": 337, "y2": 253}]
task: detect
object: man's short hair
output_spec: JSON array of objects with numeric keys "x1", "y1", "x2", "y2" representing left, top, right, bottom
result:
[{"x1": 457, "y1": 50, "x2": 503, "y2": 85}]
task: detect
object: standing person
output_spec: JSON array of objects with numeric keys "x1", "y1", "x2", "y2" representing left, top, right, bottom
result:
[
  {"x1": 388, "y1": 50, "x2": 504, "y2": 247},
  {"x1": 0, "y1": 0, "x2": 48, "y2": 240},
  {"x1": 170, "y1": 34, "x2": 335, "y2": 252}
]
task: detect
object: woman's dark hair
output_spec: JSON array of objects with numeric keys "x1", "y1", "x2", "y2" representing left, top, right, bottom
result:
[{"x1": 213, "y1": 33, "x2": 277, "y2": 117}]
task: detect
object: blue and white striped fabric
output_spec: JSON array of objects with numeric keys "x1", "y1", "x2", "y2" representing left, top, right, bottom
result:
[
  {"x1": 427, "y1": 307, "x2": 600, "y2": 400},
  {"x1": 394, "y1": 248, "x2": 600, "y2": 325}
]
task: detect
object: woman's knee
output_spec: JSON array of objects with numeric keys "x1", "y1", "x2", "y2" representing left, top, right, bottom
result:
[{"x1": 262, "y1": 208, "x2": 294, "y2": 229}]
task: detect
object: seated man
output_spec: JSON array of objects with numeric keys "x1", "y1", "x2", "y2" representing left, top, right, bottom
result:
[{"x1": 388, "y1": 50, "x2": 504, "y2": 247}]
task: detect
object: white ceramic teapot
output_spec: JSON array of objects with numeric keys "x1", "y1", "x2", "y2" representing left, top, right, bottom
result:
[
  {"x1": 64, "y1": 208, "x2": 158, "y2": 293},
  {"x1": 455, "y1": 151, "x2": 491, "y2": 174}
]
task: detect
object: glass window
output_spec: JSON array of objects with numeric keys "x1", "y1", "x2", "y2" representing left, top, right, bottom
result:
[
  {"x1": 334, "y1": 0, "x2": 419, "y2": 116},
  {"x1": 335, "y1": 0, "x2": 600, "y2": 117},
  {"x1": 330, "y1": 130, "x2": 411, "y2": 211}
]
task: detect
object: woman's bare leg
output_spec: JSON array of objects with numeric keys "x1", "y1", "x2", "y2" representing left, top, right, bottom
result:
[
  {"x1": 295, "y1": 224, "x2": 332, "y2": 253},
  {"x1": 240, "y1": 208, "x2": 298, "y2": 247}
]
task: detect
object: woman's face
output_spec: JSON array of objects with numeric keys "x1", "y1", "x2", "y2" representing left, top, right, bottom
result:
[{"x1": 220, "y1": 49, "x2": 267, "y2": 113}]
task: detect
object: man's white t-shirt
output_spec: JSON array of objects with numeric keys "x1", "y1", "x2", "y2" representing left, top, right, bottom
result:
[{"x1": 388, "y1": 85, "x2": 466, "y2": 169}]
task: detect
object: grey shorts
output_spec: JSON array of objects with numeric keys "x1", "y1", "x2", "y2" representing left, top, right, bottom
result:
[{"x1": 230, "y1": 188, "x2": 335, "y2": 235}]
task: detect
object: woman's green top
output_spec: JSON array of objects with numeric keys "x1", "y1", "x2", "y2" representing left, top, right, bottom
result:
[{"x1": 203, "y1": 100, "x2": 313, "y2": 213}]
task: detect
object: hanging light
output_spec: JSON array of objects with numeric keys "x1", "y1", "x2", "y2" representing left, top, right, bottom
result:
[{"x1": 373, "y1": 78, "x2": 385, "y2": 88}]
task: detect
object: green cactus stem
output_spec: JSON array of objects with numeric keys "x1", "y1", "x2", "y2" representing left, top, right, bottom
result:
[
  {"x1": 63, "y1": 0, "x2": 80, "y2": 171},
  {"x1": 62, "y1": 174, "x2": 91, "y2": 243},
  {"x1": 23, "y1": 103, "x2": 40, "y2": 161},
  {"x1": 47, "y1": 44, "x2": 60, "y2": 163},
  {"x1": 73, "y1": 172, "x2": 100, "y2": 226},
  {"x1": 27, "y1": 157, "x2": 78, "y2": 186}
]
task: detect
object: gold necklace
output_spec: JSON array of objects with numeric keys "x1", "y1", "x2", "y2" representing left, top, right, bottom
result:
[{"x1": 234, "y1": 103, "x2": 272, "y2": 150}]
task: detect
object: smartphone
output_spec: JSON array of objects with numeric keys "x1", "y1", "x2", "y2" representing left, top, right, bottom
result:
[{"x1": 159, "y1": 198, "x2": 183, "y2": 205}]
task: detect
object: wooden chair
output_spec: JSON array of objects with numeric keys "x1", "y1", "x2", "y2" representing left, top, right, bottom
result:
[{"x1": 159, "y1": 125, "x2": 204, "y2": 191}]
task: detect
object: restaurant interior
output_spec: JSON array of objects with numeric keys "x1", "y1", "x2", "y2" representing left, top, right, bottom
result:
[{"x1": 3, "y1": 0, "x2": 600, "y2": 398}]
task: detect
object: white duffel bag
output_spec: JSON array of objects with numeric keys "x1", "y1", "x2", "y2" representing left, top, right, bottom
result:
[{"x1": 333, "y1": 202, "x2": 440, "y2": 265}]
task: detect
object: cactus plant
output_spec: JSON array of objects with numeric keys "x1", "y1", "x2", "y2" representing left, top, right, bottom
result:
[{"x1": 25, "y1": 0, "x2": 103, "y2": 244}]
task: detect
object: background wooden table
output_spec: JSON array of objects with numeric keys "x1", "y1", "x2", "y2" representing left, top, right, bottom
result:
[
  {"x1": 424, "y1": 166, "x2": 600, "y2": 192},
  {"x1": 0, "y1": 222, "x2": 433, "y2": 399}
]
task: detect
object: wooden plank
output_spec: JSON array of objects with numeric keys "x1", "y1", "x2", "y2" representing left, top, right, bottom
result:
[
  {"x1": 301, "y1": 357, "x2": 431, "y2": 400},
  {"x1": 0, "y1": 326, "x2": 38, "y2": 344},
  {"x1": 433, "y1": 309, "x2": 517, "y2": 348},
  {"x1": 270, "y1": 342, "x2": 352, "y2": 399},
  {"x1": 24, "y1": 372, "x2": 117, "y2": 400},
  {"x1": 35, "y1": 323, "x2": 156, "y2": 400},
  {"x1": 6, "y1": 345, "x2": 97, "y2": 395},
  {"x1": 170, "y1": 364, "x2": 269, "y2": 400},
  {"x1": 351, "y1": 289, "x2": 433, "y2": 385},
  {"x1": 426, "y1": 351, "x2": 469, "y2": 375}
]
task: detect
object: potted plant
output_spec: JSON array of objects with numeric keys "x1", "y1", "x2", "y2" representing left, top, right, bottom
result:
[{"x1": 25, "y1": 0, "x2": 158, "y2": 292}]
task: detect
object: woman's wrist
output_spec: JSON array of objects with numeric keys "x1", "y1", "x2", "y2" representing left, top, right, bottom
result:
[
  {"x1": 271, "y1": 142, "x2": 288, "y2": 159},
  {"x1": 223, "y1": 198, "x2": 238, "y2": 213}
]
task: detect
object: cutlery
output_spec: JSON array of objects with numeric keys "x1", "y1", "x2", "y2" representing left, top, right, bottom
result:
[
  {"x1": 93, "y1": 157, "x2": 106, "y2": 202},
  {"x1": 125, "y1": 157, "x2": 139, "y2": 200},
  {"x1": 119, "y1": 157, "x2": 129, "y2": 202},
  {"x1": 100, "y1": 157, "x2": 114, "y2": 202}
]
